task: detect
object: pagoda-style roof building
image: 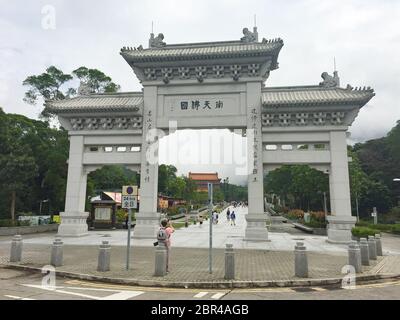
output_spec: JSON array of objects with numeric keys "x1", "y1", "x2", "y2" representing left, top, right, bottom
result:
[{"x1": 189, "y1": 172, "x2": 221, "y2": 192}]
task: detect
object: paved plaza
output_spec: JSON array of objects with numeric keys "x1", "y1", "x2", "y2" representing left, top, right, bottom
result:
[
  {"x1": 3, "y1": 206, "x2": 399, "y2": 255},
  {"x1": 1, "y1": 206, "x2": 400, "y2": 286}
]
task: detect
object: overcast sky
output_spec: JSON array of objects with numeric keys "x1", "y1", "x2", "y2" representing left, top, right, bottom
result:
[{"x1": 1, "y1": 0, "x2": 399, "y2": 184}]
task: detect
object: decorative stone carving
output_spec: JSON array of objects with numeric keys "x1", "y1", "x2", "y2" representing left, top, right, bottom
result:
[
  {"x1": 313, "y1": 112, "x2": 326, "y2": 125},
  {"x1": 86, "y1": 118, "x2": 99, "y2": 130},
  {"x1": 115, "y1": 117, "x2": 129, "y2": 129},
  {"x1": 100, "y1": 118, "x2": 113, "y2": 130},
  {"x1": 278, "y1": 113, "x2": 291, "y2": 126},
  {"x1": 161, "y1": 68, "x2": 173, "y2": 84},
  {"x1": 230, "y1": 65, "x2": 241, "y2": 81},
  {"x1": 149, "y1": 33, "x2": 166, "y2": 48},
  {"x1": 248, "y1": 64, "x2": 260, "y2": 77},
  {"x1": 78, "y1": 82, "x2": 92, "y2": 96},
  {"x1": 195, "y1": 66, "x2": 207, "y2": 82},
  {"x1": 212, "y1": 65, "x2": 224, "y2": 78},
  {"x1": 178, "y1": 67, "x2": 190, "y2": 79},
  {"x1": 295, "y1": 113, "x2": 308, "y2": 126},
  {"x1": 240, "y1": 27, "x2": 257, "y2": 43},
  {"x1": 69, "y1": 117, "x2": 143, "y2": 131},
  {"x1": 319, "y1": 72, "x2": 340, "y2": 87},
  {"x1": 262, "y1": 114, "x2": 274, "y2": 126},
  {"x1": 70, "y1": 118, "x2": 84, "y2": 130},
  {"x1": 330, "y1": 112, "x2": 345, "y2": 125},
  {"x1": 144, "y1": 68, "x2": 157, "y2": 80}
]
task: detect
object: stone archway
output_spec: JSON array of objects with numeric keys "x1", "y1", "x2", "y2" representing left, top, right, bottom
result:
[{"x1": 47, "y1": 27, "x2": 374, "y2": 243}]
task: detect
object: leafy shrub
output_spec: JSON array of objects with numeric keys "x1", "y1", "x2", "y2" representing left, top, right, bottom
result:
[
  {"x1": 0, "y1": 219, "x2": 31, "y2": 227},
  {"x1": 287, "y1": 209, "x2": 304, "y2": 220},
  {"x1": 391, "y1": 224, "x2": 400, "y2": 235},
  {"x1": 310, "y1": 211, "x2": 326, "y2": 222},
  {"x1": 352, "y1": 227, "x2": 380, "y2": 238},
  {"x1": 116, "y1": 209, "x2": 127, "y2": 223}
]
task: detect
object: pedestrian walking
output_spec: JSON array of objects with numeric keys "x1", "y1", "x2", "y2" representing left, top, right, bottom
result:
[
  {"x1": 230, "y1": 211, "x2": 236, "y2": 226},
  {"x1": 198, "y1": 215, "x2": 204, "y2": 227},
  {"x1": 158, "y1": 218, "x2": 175, "y2": 273},
  {"x1": 226, "y1": 208, "x2": 231, "y2": 223}
]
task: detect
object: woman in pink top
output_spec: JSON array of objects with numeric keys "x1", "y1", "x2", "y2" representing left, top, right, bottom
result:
[{"x1": 161, "y1": 219, "x2": 175, "y2": 272}]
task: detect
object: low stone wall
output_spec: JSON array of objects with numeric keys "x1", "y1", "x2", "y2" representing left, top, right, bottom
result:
[{"x1": 0, "y1": 224, "x2": 59, "y2": 236}]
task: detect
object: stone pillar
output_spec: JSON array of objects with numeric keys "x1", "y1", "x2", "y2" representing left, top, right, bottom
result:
[
  {"x1": 58, "y1": 135, "x2": 89, "y2": 237},
  {"x1": 348, "y1": 242, "x2": 362, "y2": 273},
  {"x1": 359, "y1": 238, "x2": 370, "y2": 266},
  {"x1": 294, "y1": 242, "x2": 308, "y2": 278},
  {"x1": 134, "y1": 86, "x2": 161, "y2": 239},
  {"x1": 154, "y1": 244, "x2": 167, "y2": 277},
  {"x1": 10, "y1": 235, "x2": 23, "y2": 263},
  {"x1": 224, "y1": 244, "x2": 235, "y2": 280},
  {"x1": 368, "y1": 236, "x2": 377, "y2": 260},
  {"x1": 375, "y1": 234, "x2": 383, "y2": 256},
  {"x1": 326, "y1": 131, "x2": 356, "y2": 243},
  {"x1": 245, "y1": 82, "x2": 268, "y2": 241},
  {"x1": 50, "y1": 237, "x2": 64, "y2": 267},
  {"x1": 97, "y1": 241, "x2": 111, "y2": 272}
]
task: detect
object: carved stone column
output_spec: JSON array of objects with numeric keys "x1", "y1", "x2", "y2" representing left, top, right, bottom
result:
[
  {"x1": 244, "y1": 82, "x2": 268, "y2": 241},
  {"x1": 133, "y1": 86, "x2": 161, "y2": 239},
  {"x1": 58, "y1": 135, "x2": 89, "y2": 237},
  {"x1": 327, "y1": 131, "x2": 356, "y2": 243}
]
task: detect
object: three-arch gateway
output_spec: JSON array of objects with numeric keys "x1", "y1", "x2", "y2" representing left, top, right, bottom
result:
[{"x1": 46, "y1": 27, "x2": 375, "y2": 243}]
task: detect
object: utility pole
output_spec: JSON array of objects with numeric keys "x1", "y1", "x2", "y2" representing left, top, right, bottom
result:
[{"x1": 208, "y1": 183, "x2": 213, "y2": 274}]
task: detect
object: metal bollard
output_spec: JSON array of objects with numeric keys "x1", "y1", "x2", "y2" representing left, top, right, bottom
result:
[
  {"x1": 10, "y1": 235, "x2": 23, "y2": 263},
  {"x1": 97, "y1": 241, "x2": 111, "y2": 272},
  {"x1": 359, "y1": 238, "x2": 370, "y2": 266},
  {"x1": 51, "y1": 237, "x2": 63, "y2": 267},
  {"x1": 348, "y1": 241, "x2": 362, "y2": 273},
  {"x1": 224, "y1": 244, "x2": 235, "y2": 280},
  {"x1": 154, "y1": 243, "x2": 167, "y2": 277},
  {"x1": 375, "y1": 234, "x2": 383, "y2": 256},
  {"x1": 294, "y1": 242, "x2": 308, "y2": 278},
  {"x1": 368, "y1": 236, "x2": 377, "y2": 260}
]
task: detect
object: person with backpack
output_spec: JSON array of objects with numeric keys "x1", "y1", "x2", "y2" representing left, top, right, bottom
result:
[
  {"x1": 157, "y1": 219, "x2": 175, "y2": 273},
  {"x1": 230, "y1": 211, "x2": 236, "y2": 226}
]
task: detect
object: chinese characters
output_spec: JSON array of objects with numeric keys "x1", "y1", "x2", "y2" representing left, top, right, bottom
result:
[{"x1": 180, "y1": 99, "x2": 223, "y2": 111}]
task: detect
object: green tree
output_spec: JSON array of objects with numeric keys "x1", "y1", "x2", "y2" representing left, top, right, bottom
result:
[
  {"x1": 23, "y1": 65, "x2": 120, "y2": 117},
  {"x1": 72, "y1": 67, "x2": 120, "y2": 94},
  {"x1": 88, "y1": 166, "x2": 137, "y2": 192}
]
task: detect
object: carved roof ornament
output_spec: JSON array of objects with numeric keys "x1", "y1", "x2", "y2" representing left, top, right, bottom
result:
[
  {"x1": 149, "y1": 33, "x2": 166, "y2": 48},
  {"x1": 240, "y1": 27, "x2": 258, "y2": 43},
  {"x1": 78, "y1": 82, "x2": 92, "y2": 96},
  {"x1": 319, "y1": 71, "x2": 340, "y2": 87}
]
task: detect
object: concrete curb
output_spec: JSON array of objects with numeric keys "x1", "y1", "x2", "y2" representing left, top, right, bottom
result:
[{"x1": 4, "y1": 263, "x2": 400, "y2": 289}]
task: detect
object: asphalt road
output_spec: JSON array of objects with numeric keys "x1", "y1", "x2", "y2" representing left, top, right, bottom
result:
[{"x1": 1, "y1": 267, "x2": 400, "y2": 300}]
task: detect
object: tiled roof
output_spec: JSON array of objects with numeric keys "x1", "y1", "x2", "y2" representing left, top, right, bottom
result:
[
  {"x1": 121, "y1": 40, "x2": 283, "y2": 66},
  {"x1": 45, "y1": 92, "x2": 143, "y2": 113},
  {"x1": 189, "y1": 172, "x2": 220, "y2": 181},
  {"x1": 262, "y1": 86, "x2": 375, "y2": 107}
]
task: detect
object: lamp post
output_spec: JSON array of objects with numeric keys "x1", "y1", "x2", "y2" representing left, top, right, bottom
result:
[{"x1": 394, "y1": 178, "x2": 400, "y2": 207}]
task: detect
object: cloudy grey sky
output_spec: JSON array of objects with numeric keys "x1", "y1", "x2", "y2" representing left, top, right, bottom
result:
[{"x1": 1, "y1": 0, "x2": 399, "y2": 184}]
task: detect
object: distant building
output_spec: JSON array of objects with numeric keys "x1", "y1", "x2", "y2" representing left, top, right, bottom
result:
[{"x1": 188, "y1": 172, "x2": 221, "y2": 192}]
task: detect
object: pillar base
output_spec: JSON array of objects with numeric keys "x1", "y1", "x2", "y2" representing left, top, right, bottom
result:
[
  {"x1": 133, "y1": 212, "x2": 161, "y2": 239},
  {"x1": 244, "y1": 213, "x2": 269, "y2": 242},
  {"x1": 326, "y1": 215, "x2": 356, "y2": 244},
  {"x1": 58, "y1": 212, "x2": 89, "y2": 237}
]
